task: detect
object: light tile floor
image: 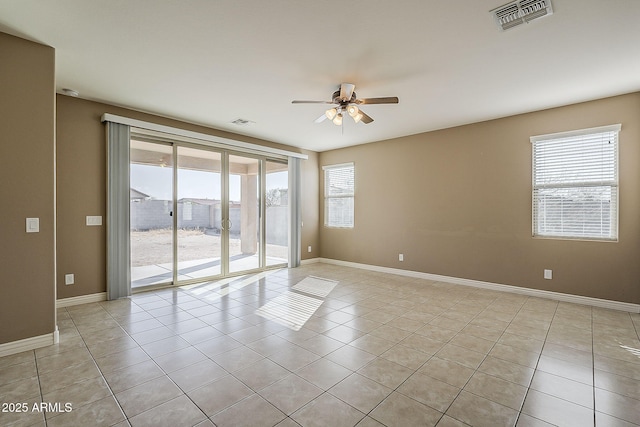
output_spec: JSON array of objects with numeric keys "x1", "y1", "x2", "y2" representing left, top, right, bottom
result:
[{"x1": 1, "y1": 263, "x2": 640, "y2": 427}]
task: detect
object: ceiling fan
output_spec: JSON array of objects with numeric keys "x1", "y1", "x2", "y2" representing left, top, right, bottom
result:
[{"x1": 292, "y1": 83, "x2": 399, "y2": 126}]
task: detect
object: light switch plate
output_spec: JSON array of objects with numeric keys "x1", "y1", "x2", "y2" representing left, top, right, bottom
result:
[
  {"x1": 86, "y1": 216, "x2": 103, "y2": 226},
  {"x1": 65, "y1": 274, "x2": 74, "y2": 285},
  {"x1": 544, "y1": 269, "x2": 553, "y2": 280},
  {"x1": 26, "y1": 218, "x2": 39, "y2": 233}
]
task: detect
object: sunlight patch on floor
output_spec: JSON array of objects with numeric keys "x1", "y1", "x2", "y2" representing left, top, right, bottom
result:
[
  {"x1": 180, "y1": 269, "x2": 279, "y2": 301},
  {"x1": 292, "y1": 276, "x2": 338, "y2": 298},
  {"x1": 255, "y1": 291, "x2": 323, "y2": 331},
  {"x1": 256, "y1": 276, "x2": 338, "y2": 330},
  {"x1": 620, "y1": 344, "x2": 640, "y2": 359}
]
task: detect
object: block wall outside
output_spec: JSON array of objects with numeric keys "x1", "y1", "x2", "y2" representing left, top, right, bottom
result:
[{"x1": 130, "y1": 199, "x2": 287, "y2": 244}]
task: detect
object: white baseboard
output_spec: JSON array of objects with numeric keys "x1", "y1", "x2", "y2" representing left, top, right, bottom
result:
[
  {"x1": 317, "y1": 258, "x2": 640, "y2": 313},
  {"x1": 56, "y1": 292, "x2": 107, "y2": 308},
  {"x1": 0, "y1": 333, "x2": 55, "y2": 358},
  {"x1": 301, "y1": 257, "x2": 321, "y2": 265}
]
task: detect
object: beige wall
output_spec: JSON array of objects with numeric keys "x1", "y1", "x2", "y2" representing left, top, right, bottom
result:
[
  {"x1": 301, "y1": 151, "x2": 320, "y2": 258},
  {"x1": 319, "y1": 93, "x2": 640, "y2": 304},
  {"x1": 56, "y1": 95, "x2": 320, "y2": 299},
  {"x1": 0, "y1": 33, "x2": 56, "y2": 344}
]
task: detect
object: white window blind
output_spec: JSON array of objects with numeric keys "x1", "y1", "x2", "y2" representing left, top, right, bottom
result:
[
  {"x1": 531, "y1": 124, "x2": 620, "y2": 241},
  {"x1": 323, "y1": 163, "x2": 354, "y2": 228}
]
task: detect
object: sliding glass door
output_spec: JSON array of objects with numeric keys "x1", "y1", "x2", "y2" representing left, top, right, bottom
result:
[
  {"x1": 177, "y1": 146, "x2": 223, "y2": 280},
  {"x1": 130, "y1": 140, "x2": 174, "y2": 288},
  {"x1": 265, "y1": 160, "x2": 289, "y2": 267},
  {"x1": 130, "y1": 138, "x2": 287, "y2": 290},
  {"x1": 228, "y1": 154, "x2": 261, "y2": 274}
]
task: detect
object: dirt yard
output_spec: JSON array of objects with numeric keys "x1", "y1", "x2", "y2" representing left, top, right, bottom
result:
[{"x1": 130, "y1": 228, "x2": 287, "y2": 266}]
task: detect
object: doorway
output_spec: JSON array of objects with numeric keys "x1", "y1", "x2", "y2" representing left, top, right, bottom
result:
[{"x1": 129, "y1": 137, "x2": 288, "y2": 290}]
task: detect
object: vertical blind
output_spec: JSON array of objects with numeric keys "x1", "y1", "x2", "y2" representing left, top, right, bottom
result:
[
  {"x1": 106, "y1": 121, "x2": 132, "y2": 299},
  {"x1": 323, "y1": 163, "x2": 355, "y2": 228},
  {"x1": 288, "y1": 158, "x2": 302, "y2": 267},
  {"x1": 531, "y1": 124, "x2": 620, "y2": 240}
]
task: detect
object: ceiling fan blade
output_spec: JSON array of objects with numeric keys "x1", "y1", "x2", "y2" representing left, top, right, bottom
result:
[
  {"x1": 292, "y1": 100, "x2": 333, "y2": 104},
  {"x1": 359, "y1": 110, "x2": 374, "y2": 124},
  {"x1": 356, "y1": 96, "x2": 399, "y2": 105},
  {"x1": 314, "y1": 113, "x2": 328, "y2": 123},
  {"x1": 339, "y1": 83, "x2": 355, "y2": 101}
]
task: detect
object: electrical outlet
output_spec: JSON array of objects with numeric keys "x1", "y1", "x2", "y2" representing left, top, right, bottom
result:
[
  {"x1": 307, "y1": 246, "x2": 312, "y2": 253},
  {"x1": 65, "y1": 274, "x2": 75, "y2": 285},
  {"x1": 399, "y1": 253, "x2": 404, "y2": 262},
  {"x1": 544, "y1": 269, "x2": 552, "y2": 280}
]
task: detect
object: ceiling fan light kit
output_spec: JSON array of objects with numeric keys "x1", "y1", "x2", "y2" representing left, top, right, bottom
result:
[
  {"x1": 347, "y1": 105, "x2": 364, "y2": 123},
  {"x1": 293, "y1": 83, "x2": 398, "y2": 126}
]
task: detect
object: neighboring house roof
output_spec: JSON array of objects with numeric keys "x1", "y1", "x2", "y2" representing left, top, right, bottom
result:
[
  {"x1": 130, "y1": 188, "x2": 150, "y2": 199},
  {"x1": 178, "y1": 198, "x2": 220, "y2": 205}
]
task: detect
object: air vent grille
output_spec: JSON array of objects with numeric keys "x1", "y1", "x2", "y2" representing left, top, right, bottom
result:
[
  {"x1": 230, "y1": 118, "x2": 255, "y2": 126},
  {"x1": 492, "y1": 0, "x2": 553, "y2": 31}
]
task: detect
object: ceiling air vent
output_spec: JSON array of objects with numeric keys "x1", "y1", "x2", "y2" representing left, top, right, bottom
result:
[
  {"x1": 491, "y1": 0, "x2": 553, "y2": 31},
  {"x1": 229, "y1": 118, "x2": 255, "y2": 126}
]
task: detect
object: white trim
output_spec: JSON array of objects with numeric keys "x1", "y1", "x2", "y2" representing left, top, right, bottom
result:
[
  {"x1": 0, "y1": 333, "x2": 55, "y2": 358},
  {"x1": 56, "y1": 292, "x2": 107, "y2": 308},
  {"x1": 101, "y1": 113, "x2": 308, "y2": 160},
  {"x1": 317, "y1": 258, "x2": 640, "y2": 313},
  {"x1": 530, "y1": 123, "x2": 621, "y2": 143},
  {"x1": 322, "y1": 162, "x2": 354, "y2": 170},
  {"x1": 301, "y1": 257, "x2": 321, "y2": 265}
]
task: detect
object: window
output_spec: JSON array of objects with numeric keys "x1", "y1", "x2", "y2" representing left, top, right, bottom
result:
[
  {"x1": 323, "y1": 163, "x2": 354, "y2": 228},
  {"x1": 531, "y1": 124, "x2": 620, "y2": 240}
]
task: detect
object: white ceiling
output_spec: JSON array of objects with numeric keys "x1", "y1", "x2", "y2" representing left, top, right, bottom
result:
[{"x1": 1, "y1": 0, "x2": 639, "y2": 152}]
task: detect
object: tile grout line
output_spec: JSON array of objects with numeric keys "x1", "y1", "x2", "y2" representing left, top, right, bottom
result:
[
  {"x1": 231, "y1": 273, "x2": 363, "y2": 426},
  {"x1": 62, "y1": 298, "x2": 192, "y2": 425},
  {"x1": 349, "y1": 286, "x2": 514, "y2": 426},
  {"x1": 126, "y1": 273, "x2": 316, "y2": 425},
  {"x1": 33, "y1": 334, "x2": 46, "y2": 427},
  {"x1": 109, "y1": 292, "x2": 218, "y2": 425},
  {"x1": 69, "y1": 303, "x2": 131, "y2": 426},
  {"x1": 438, "y1": 292, "x2": 539, "y2": 427},
  {"x1": 392, "y1": 291, "x2": 486, "y2": 426},
  {"x1": 514, "y1": 299, "x2": 564, "y2": 427}
]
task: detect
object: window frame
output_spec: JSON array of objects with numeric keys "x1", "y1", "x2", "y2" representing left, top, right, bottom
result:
[
  {"x1": 530, "y1": 124, "x2": 620, "y2": 242},
  {"x1": 323, "y1": 162, "x2": 355, "y2": 229}
]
